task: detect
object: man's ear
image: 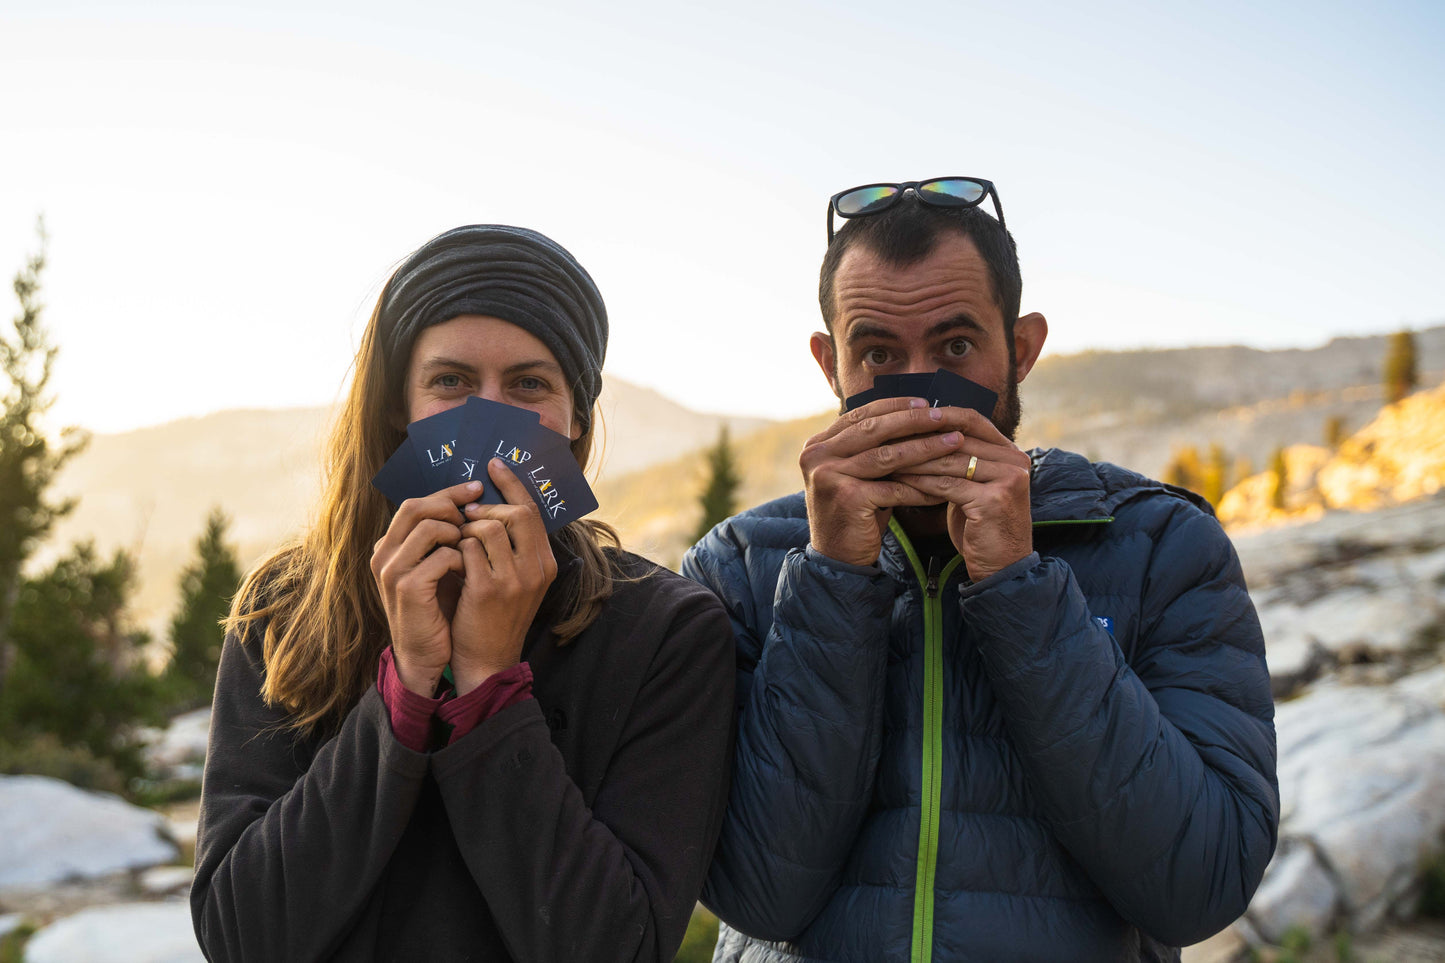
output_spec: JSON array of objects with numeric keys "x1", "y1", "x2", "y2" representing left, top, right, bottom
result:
[
  {"x1": 809, "y1": 331, "x2": 841, "y2": 398},
  {"x1": 1013, "y1": 312, "x2": 1048, "y2": 382}
]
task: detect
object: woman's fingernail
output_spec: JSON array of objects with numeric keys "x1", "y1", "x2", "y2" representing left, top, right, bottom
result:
[
  {"x1": 464, "y1": 503, "x2": 479, "y2": 513},
  {"x1": 466, "y1": 481, "x2": 483, "y2": 492}
]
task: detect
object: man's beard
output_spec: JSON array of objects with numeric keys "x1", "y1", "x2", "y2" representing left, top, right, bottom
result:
[{"x1": 992, "y1": 366, "x2": 1022, "y2": 442}]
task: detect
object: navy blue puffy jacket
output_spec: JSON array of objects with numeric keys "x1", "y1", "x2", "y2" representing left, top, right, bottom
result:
[{"x1": 681, "y1": 449, "x2": 1278, "y2": 963}]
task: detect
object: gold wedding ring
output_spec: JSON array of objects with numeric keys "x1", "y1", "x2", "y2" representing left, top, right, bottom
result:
[{"x1": 965, "y1": 455, "x2": 979, "y2": 481}]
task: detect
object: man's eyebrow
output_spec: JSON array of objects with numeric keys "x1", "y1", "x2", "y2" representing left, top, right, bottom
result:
[
  {"x1": 845, "y1": 315, "x2": 986, "y2": 346},
  {"x1": 844, "y1": 322, "x2": 899, "y2": 346},
  {"x1": 926, "y1": 316, "x2": 986, "y2": 339}
]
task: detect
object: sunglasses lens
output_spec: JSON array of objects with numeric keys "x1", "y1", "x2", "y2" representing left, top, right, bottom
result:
[
  {"x1": 918, "y1": 179, "x2": 986, "y2": 207},
  {"x1": 835, "y1": 186, "x2": 900, "y2": 216}
]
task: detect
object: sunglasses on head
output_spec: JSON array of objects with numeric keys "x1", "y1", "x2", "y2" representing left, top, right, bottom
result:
[{"x1": 827, "y1": 177, "x2": 1005, "y2": 242}]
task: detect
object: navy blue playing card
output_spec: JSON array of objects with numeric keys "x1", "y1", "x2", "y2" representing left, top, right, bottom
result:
[
  {"x1": 926, "y1": 369, "x2": 998, "y2": 417},
  {"x1": 371, "y1": 437, "x2": 428, "y2": 506},
  {"x1": 373, "y1": 397, "x2": 599, "y2": 530},
  {"x1": 446, "y1": 397, "x2": 597, "y2": 531},
  {"x1": 451, "y1": 397, "x2": 544, "y2": 503},
  {"x1": 847, "y1": 369, "x2": 990, "y2": 413},
  {"x1": 492, "y1": 430, "x2": 599, "y2": 534},
  {"x1": 871, "y1": 374, "x2": 904, "y2": 397},
  {"x1": 884, "y1": 372, "x2": 935, "y2": 399},
  {"x1": 843, "y1": 386, "x2": 885, "y2": 411},
  {"x1": 846, "y1": 373, "x2": 933, "y2": 411},
  {"x1": 407, "y1": 404, "x2": 474, "y2": 493}
]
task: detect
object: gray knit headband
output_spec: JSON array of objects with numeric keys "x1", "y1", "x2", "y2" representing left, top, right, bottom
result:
[{"x1": 380, "y1": 224, "x2": 608, "y2": 431}]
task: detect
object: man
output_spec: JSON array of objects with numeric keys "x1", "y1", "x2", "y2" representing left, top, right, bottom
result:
[{"x1": 682, "y1": 178, "x2": 1278, "y2": 963}]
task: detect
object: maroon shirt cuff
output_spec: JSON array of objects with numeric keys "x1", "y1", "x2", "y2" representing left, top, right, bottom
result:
[
  {"x1": 376, "y1": 647, "x2": 446, "y2": 753},
  {"x1": 438, "y1": 663, "x2": 534, "y2": 745}
]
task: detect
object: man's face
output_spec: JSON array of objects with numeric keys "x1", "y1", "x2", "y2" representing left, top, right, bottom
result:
[{"x1": 811, "y1": 232, "x2": 1045, "y2": 441}]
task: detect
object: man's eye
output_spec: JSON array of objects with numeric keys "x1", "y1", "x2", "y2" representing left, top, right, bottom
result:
[
  {"x1": 863, "y1": 348, "x2": 890, "y2": 366},
  {"x1": 945, "y1": 338, "x2": 972, "y2": 357}
]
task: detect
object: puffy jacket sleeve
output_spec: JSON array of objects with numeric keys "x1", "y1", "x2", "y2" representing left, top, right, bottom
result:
[
  {"x1": 425, "y1": 588, "x2": 736, "y2": 963},
  {"x1": 191, "y1": 626, "x2": 430, "y2": 962},
  {"x1": 682, "y1": 535, "x2": 895, "y2": 941},
  {"x1": 962, "y1": 503, "x2": 1278, "y2": 947}
]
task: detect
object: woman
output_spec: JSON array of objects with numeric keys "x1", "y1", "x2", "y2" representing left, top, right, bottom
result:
[{"x1": 190, "y1": 225, "x2": 735, "y2": 962}]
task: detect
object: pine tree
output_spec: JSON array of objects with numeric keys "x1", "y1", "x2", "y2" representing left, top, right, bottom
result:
[
  {"x1": 1324, "y1": 415, "x2": 1348, "y2": 450},
  {"x1": 0, "y1": 219, "x2": 86, "y2": 695},
  {"x1": 1269, "y1": 447, "x2": 1289, "y2": 511},
  {"x1": 1, "y1": 543, "x2": 160, "y2": 781},
  {"x1": 1161, "y1": 444, "x2": 1203, "y2": 494},
  {"x1": 1201, "y1": 443, "x2": 1229, "y2": 508},
  {"x1": 692, "y1": 426, "x2": 741, "y2": 544},
  {"x1": 165, "y1": 507, "x2": 242, "y2": 708},
  {"x1": 1382, "y1": 329, "x2": 1419, "y2": 405}
]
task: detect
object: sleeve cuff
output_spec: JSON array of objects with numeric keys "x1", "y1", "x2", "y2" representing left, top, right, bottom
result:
[
  {"x1": 804, "y1": 544, "x2": 883, "y2": 577},
  {"x1": 438, "y1": 662, "x2": 534, "y2": 745},
  {"x1": 958, "y1": 551, "x2": 1041, "y2": 598},
  {"x1": 377, "y1": 647, "x2": 446, "y2": 753}
]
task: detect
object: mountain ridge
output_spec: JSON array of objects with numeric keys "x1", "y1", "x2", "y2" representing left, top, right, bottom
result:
[{"x1": 38, "y1": 324, "x2": 1445, "y2": 637}]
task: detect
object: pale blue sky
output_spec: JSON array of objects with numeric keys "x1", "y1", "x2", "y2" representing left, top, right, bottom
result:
[{"x1": 2, "y1": 0, "x2": 1441, "y2": 432}]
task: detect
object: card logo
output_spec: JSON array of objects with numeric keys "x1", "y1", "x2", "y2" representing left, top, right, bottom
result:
[
  {"x1": 495, "y1": 440, "x2": 534, "y2": 465},
  {"x1": 526, "y1": 463, "x2": 568, "y2": 519},
  {"x1": 425, "y1": 440, "x2": 456, "y2": 467}
]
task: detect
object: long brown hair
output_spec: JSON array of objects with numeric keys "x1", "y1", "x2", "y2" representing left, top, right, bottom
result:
[{"x1": 226, "y1": 301, "x2": 623, "y2": 738}]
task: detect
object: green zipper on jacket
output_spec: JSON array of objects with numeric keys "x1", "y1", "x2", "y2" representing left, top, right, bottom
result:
[
  {"x1": 889, "y1": 519, "x2": 964, "y2": 963},
  {"x1": 888, "y1": 513, "x2": 1111, "y2": 962}
]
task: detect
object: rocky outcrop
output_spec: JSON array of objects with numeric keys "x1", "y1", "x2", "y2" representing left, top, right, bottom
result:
[
  {"x1": 140, "y1": 707, "x2": 211, "y2": 783},
  {"x1": 1181, "y1": 497, "x2": 1445, "y2": 958},
  {"x1": 1219, "y1": 381, "x2": 1445, "y2": 530},
  {"x1": 1245, "y1": 668, "x2": 1445, "y2": 940},
  {"x1": 1317, "y1": 384, "x2": 1445, "y2": 510},
  {"x1": 1235, "y1": 496, "x2": 1445, "y2": 697},
  {"x1": 0, "y1": 776, "x2": 178, "y2": 891},
  {"x1": 22, "y1": 902, "x2": 201, "y2": 963}
]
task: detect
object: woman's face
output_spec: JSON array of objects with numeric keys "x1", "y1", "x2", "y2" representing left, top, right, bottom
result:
[{"x1": 403, "y1": 314, "x2": 580, "y2": 440}]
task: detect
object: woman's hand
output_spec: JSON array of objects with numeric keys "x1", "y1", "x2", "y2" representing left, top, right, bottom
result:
[
  {"x1": 450, "y1": 459, "x2": 558, "y2": 695},
  {"x1": 370, "y1": 481, "x2": 482, "y2": 697}
]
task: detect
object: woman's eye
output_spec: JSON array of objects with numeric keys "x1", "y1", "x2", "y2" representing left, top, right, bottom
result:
[
  {"x1": 436, "y1": 373, "x2": 464, "y2": 389},
  {"x1": 515, "y1": 376, "x2": 548, "y2": 392}
]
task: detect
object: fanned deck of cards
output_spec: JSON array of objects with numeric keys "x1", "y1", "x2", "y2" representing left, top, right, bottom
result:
[
  {"x1": 844, "y1": 368, "x2": 998, "y2": 416},
  {"x1": 372, "y1": 396, "x2": 598, "y2": 533}
]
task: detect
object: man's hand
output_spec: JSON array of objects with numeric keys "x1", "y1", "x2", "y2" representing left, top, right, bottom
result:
[
  {"x1": 370, "y1": 481, "x2": 479, "y2": 697},
  {"x1": 449, "y1": 459, "x2": 558, "y2": 695},
  {"x1": 894, "y1": 409, "x2": 1034, "y2": 581},
  {"x1": 801, "y1": 397, "x2": 970, "y2": 567}
]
